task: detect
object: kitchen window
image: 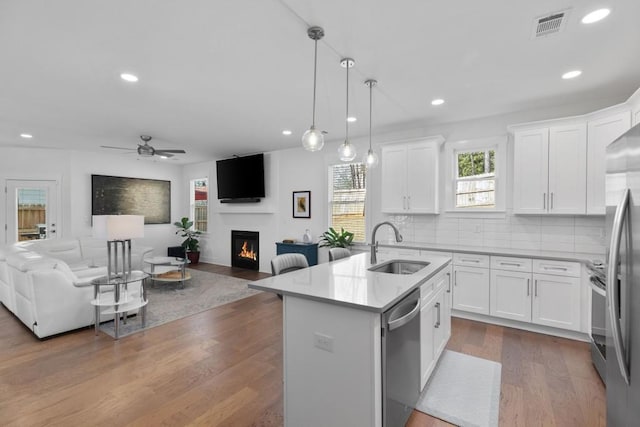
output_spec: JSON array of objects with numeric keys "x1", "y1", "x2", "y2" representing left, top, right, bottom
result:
[
  {"x1": 445, "y1": 137, "x2": 506, "y2": 213},
  {"x1": 190, "y1": 178, "x2": 208, "y2": 232},
  {"x1": 328, "y1": 163, "x2": 366, "y2": 242}
]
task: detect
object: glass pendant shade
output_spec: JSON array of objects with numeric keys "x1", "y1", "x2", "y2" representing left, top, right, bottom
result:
[
  {"x1": 302, "y1": 126, "x2": 324, "y2": 151},
  {"x1": 363, "y1": 148, "x2": 379, "y2": 168},
  {"x1": 338, "y1": 140, "x2": 357, "y2": 161}
]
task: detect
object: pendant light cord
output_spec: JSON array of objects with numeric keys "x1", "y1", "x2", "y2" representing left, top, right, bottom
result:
[
  {"x1": 311, "y1": 38, "x2": 318, "y2": 128},
  {"x1": 369, "y1": 82, "x2": 373, "y2": 149},
  {"x1": 345, "y1": 63, "x2": 350, "y2": 140}
]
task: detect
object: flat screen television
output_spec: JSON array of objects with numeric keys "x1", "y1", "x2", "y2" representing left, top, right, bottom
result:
[{"x1": 216, "y1": 153, "x2": 265, "y2": 202}]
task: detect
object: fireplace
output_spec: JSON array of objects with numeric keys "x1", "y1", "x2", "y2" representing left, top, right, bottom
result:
[{"x1": 231, "y1": 230, "x2": 259, "y2": 270}]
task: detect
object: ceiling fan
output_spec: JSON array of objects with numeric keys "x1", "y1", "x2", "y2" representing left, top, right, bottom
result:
[{"x1": 101, "y1": 135, "x2": 186, "y2": 158}]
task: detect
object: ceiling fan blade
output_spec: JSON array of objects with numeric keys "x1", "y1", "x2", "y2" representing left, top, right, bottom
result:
[
  {"x1": 101, "y1": 145, "x2": 136, "y2": 151},
  {"x1": 154, "y1": 152, "x2": 174, "y2": 158},
  {"x1": 155, "y1": 149, "x2": 186, "y2": 154}
]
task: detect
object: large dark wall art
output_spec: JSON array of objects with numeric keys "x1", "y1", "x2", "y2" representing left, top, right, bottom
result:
[{"x1": 92, "y1": 175, "x2": 171, "y2": 224}]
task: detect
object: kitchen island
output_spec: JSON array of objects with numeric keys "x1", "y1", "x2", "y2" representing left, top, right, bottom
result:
[{"x1": 249, "y1": 251, "x2": 452, "y2": 427}]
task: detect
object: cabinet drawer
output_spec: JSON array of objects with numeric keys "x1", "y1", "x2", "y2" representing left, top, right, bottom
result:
[
  {"x1": 533, "y1": 259, "x2": 580, "y2": 277},
  {"x1": 453, "y1": 253, "x2": 490, "y2": 268},
  {"x1": 491, "y1": 256, "x2": 532, "y2": 272},
  {"x1": 421, "y1": 281, "x2": 436, "y2": 305}
]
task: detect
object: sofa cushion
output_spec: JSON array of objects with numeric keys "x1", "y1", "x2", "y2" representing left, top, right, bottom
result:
[
  {"x1": 25, "y1": 239, "x2": 82, "y2": 264},
  {"x1": 6, "y1": 251, "x2": 58, "y2": 272}
]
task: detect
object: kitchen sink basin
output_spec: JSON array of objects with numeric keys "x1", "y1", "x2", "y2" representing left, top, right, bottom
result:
[{"x1": 368, "y1": 260, "x2": 430, "y2": 275}]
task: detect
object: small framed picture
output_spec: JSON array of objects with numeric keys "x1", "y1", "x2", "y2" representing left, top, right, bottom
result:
[{"x1": 292, "y1": 191, "x2": 311, "y2": 218}]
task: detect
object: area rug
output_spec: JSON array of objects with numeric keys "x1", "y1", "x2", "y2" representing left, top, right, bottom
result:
[
  {"x1": 416, "y1": 350, "x2": 501, "y2": 427},
  {"x1": 99, "y1": 268, "x2": 261, "y2": 338}
]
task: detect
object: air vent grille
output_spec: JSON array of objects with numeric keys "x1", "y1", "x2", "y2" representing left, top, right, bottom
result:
[{"x1": 532, "y1": 9, "x2": 571, "y2": 38}]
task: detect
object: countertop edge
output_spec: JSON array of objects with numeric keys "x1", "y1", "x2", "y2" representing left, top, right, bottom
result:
[{"x1": 376, "y1": 242, "x2": 601, "y2": 264}]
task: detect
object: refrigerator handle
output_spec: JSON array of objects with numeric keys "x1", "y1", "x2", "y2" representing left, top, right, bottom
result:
[{"x1": 607, "y1": 187, "x2": 631, "y2": 386}]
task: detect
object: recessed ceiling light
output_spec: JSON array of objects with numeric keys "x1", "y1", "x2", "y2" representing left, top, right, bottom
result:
[
  {"x1": 159, "y1": 155, "x2": 168, "y2": 159},
  {"x1": 582, "y1": 8, "x2": 610, "y2": 24},
  {"x1": 20, "y1": 133, "x2": 33, "y2": 139},
  {"x1": 562, "y1": 70, "x2": 582, "y2": 79},
  {"x1": 282, "y1": 130, "x2": 292, "y2": 136},
  {"x1": 120, "y1": 73, "x2": 139, "y2": 82},
  {"x1": 431, "y1": 99, "x2": 445, "y2": 106},
  {"x1": 347, "y1": 116, "x2": 357, "y2": 122}
]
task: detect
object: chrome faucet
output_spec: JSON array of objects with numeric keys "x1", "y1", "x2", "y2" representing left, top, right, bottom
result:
[{"x1": 370, "y1": 221, "x2": 403, "y2": 264}]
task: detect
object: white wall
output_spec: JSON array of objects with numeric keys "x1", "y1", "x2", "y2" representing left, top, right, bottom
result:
[{"x1": 0, "y1": 147, "x2": 184, "y2": 255}]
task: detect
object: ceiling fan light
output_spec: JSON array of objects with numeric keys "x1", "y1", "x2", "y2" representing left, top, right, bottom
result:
[
  {"x1": 363, "y1": 148, "x2": 379, "y2": 168},
  {"x1": 302, "y1": 126, "x2": 325, "y2": 151},
  {"x1": 338, "y1": 140, "x2": 357, "y2": 161}
]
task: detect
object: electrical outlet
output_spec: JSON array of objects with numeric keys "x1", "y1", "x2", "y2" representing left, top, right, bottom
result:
[{"x1": 314, "y1": 332, "x2": 334, "y2": 353}]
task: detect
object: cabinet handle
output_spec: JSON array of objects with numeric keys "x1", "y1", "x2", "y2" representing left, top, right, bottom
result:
[
  {"x1": 461, "y1": 258, "x2": 480, "y2": 263},
  {"x1": 407, "y1": 196, "x2": 411, "y2": 210},
  {"x1": 543, "y1": 266, "x2": 568, "y2": 271},
  {"x1": 527, "y1": 278, "x2": 530, "y2": 296},
  {"x1": 500, "y1": 262, "x2": 521, "y2": 267},
  {"x1": 435, "y1": 302, "x2": 441, "y2": 328},
  {"x1": 551, "y1": 192, "x2": 554, "y2": 210},
  {"x1": 403, "y1": 196, "x2": 407, "y2": 210},
  {"x1": 543, "y1": 193, "x2": 546, "y2": 210},
  {"x1": 454, "y1": 271, "x2": 457, "y2": 286},
  {"x1": 446, "y1": 272, "x2": 451, "y2": 293},
  {"x1": 534, "y1": 279, "x2": 538, "y2": 297}
]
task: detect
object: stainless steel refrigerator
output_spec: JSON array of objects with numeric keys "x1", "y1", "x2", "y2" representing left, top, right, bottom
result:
[{"x1": 606, "y1": 122, "x2": 640, "y2": 426}]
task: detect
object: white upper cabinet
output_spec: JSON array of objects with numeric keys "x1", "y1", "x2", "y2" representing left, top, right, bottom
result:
[
  {"x1": 513, "y1": 129, "x2": 549, "y2": 214},
  {"x1": 381, "y1": 137, "x2": 443, "y2": 214},
  {"x1": 547, "y1": 124, "x2": 587, "y2": 214},
  {"x1": 586, "y1": 111, "x2": 632, "y2": 214},
  {"x1": 513, "y1": 123, "x2": 586, "y2": 214}
]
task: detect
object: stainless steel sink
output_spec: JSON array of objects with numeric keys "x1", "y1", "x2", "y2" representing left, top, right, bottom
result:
[{"x1": 368, "y1": 260, "x2": 430, "y2": 275}]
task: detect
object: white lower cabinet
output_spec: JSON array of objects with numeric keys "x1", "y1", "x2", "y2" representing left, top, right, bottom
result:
[
  {"x1": 420, "y1": 266, "x2": 452, "y2": 390},
  {"x1": 490, "y1": 269, "x2": 532, "y2": 322},
  {"x1": 531, "y1": 273, "x2": 581, "y2": 331},
  {"x1": 486, "y1": 257, "x2": 582, "y2": 332},
  {"x1": 452, "y1": 265, "x2": 490, "y2": 315}
]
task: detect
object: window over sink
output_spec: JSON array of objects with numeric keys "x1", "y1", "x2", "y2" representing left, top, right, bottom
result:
[{"x1": 444, "y1": 137, "x2": 506, "y2": 214}]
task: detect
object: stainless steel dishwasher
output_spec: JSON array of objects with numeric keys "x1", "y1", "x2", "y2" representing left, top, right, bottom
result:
[{"x1": 382, "y1": 288, "x2": 421, "y2": 427}]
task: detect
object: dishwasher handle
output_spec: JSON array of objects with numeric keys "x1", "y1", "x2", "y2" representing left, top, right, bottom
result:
[{"x1": 387, "y1": 299, "x2": 420, "y2": 331}]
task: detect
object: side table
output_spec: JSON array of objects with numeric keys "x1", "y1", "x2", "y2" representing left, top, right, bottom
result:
[
  {"x1": 91, "y1": 270, "x2": 148, "y2": 339},
  {"x1": 144, "y1": 256, "x2": 191, "y2": 288}
]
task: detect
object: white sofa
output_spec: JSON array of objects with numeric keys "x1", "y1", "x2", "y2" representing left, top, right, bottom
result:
[{"x1": 0, "y1": 237, "x2": 153, "y2": 338}]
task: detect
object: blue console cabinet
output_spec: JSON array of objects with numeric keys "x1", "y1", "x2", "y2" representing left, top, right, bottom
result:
[{"x1": 275, "y1": 242, "x2": 318, "y2": 266}]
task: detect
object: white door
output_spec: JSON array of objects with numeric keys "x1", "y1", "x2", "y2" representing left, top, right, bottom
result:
[
  {"x1": 490, "y1": 269, "x2": 532, "y2": 322},
  {"x1": 452, "y1": 266, "x2": 490, "y2": 314},
  {"x1": 548, "y1": 124, "x2": 587, "y2": 214},
  {"x1": 531, "y1": 273, "x2": 581, "y2": 331},
  {"x1": 586, "y1": 112, "x2": 632, "y2": 214},
  {"x1": 5, "y1": 179, "x2": 59, "y2": 244},
  {"x1": 381, "y1": 145, "x2": 407, "y2": 213},
  {"x1": 406, "y1": 141, "x2": 437, "y2": 213},
  {"x1": 513, "y1": 129, "x2": 549, "y2": 214}
]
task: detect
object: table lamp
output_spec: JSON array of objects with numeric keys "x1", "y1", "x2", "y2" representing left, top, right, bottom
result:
[{"x1": 92, "y1": 215, "x2": 144, "y2": 280}]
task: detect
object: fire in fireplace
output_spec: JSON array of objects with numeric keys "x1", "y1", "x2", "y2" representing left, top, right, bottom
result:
[{"x1": 231, "y1": 230, "x2": 259, "y2": 270}]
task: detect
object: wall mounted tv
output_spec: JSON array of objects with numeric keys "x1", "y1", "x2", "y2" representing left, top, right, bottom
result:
[
  {"x1": 92, "y1": 174, "x2": 171, "y2": 224},
  {"x1": 216, "y1": 153, "x2": 265, "y2": 203}
]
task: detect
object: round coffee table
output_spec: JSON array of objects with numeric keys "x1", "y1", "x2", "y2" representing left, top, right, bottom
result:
[{"x1": 144, "y1": 256, "x2": 191, "y2": 288}]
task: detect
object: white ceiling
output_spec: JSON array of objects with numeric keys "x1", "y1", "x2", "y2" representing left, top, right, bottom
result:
[{"x1": 1, "y1": 0, "x2": 639, "y2": 164}]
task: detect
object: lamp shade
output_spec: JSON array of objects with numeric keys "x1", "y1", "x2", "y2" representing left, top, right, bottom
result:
[{"x1": 92, "y1": 215, "x2": 144, "y2": 240}]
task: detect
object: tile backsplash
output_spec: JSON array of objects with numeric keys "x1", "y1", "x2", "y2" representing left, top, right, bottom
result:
[{"x1": 383, "y1": 212, "x2": 606, "y2": 255}]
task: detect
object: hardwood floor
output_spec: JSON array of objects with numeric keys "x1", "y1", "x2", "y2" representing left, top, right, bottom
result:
[{"x1": 0, "y1": 263, "x2": 605, "y2": 426}]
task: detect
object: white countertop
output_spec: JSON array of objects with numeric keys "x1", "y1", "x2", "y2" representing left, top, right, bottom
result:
[
  {"x1": 248, "y1": 252, "x2": 451, "y2": 313},
  {"x1": 376, "y1": 241, "x2": 605, "y2": 264}
]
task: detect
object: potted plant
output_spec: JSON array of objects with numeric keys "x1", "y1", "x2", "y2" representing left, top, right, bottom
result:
[
  {"x1": 174, "y1": 217, "x2": 202, "y2": 265},
  {"x1": 319, "y1": 227, "x2": 354, "y2": 248}
]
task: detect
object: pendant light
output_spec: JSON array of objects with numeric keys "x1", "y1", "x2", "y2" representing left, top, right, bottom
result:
[
  {"x1": 338, "y1": 58, "x2": 357, "y2": 161},
  {"x1": 363, "y1": 79, "x2": 379, "y2": 168},
  {"x1": 301, "y1": 26, "x2": 325, "y2": 152}
]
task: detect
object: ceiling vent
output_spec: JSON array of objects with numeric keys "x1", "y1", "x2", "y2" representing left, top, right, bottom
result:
[{"x1": 532, "y1": 9, "x2": 571, "y2": 38}]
